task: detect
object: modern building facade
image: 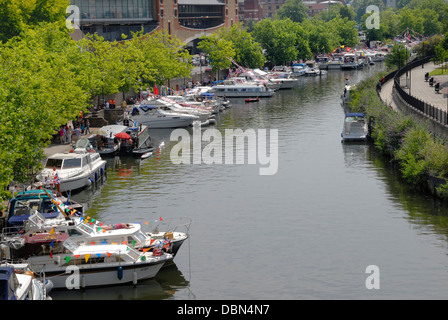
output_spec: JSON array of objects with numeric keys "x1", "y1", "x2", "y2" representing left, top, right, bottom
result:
[{"x1": 70, "y1": 0, "x2": 239, "y2": 47}]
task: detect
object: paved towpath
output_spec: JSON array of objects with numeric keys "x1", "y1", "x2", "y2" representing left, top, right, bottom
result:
[
  {"x1": 44, "y1": 128, "x2": 102, "y2": 158},
  {"x1": 380, "y1": 61, "x2": 448, "y2": 111}
]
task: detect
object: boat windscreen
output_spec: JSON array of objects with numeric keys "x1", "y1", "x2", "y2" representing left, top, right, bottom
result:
[
  {"x1": 62, "y1": 158, "x2": 82, "y2": 169},
  {"x1": 45, "y1": 158, "x2": 63, "y2": 169}
]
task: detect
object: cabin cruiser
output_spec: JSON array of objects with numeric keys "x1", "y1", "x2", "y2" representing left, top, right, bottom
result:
[
  {"x1": 156, "y1": 95, "x2": 217, "y2": 124},
  {"x1": 341, "y1": 53, "x2": 360, "y2": 69},
  {"x1": 0, "y1": 263, "x2": 52, "y2": 300},
  {"x1": 341, "y1": 113, "x2": 369, "y2": 142},
  {"x1": 25, "y1": 239, "x2": 172, "y2": 289},
  {"x1": 209, "y1": 79, "x2": 274, "y2": 98},
  {"x1": 130, "y1": 103, "x2": 199, "y2": 128},
  {"x1": 305, "y1": 66, "x2": 321, "y2": 76},
  {"x1": 268, "y1": 69, "x2": 298, "y2": 89},
  {"x1": 35, "y1": 139, "x2": 106, "y2": 193},
  {"x1": 112, "y1": 119, "x2": 154, "y2": 158},
  {"x1": 1, "y1": 196, "x2": 190, "y2": 263},
  {"x1": 88, "y1": 125, "x2": 121, "y2": 156},
  {"x1": 3, "y1": 188, "x2": 83, "y2": 228},
  {"x1": 291, "y1": 63, "x2": 309, "y2": 77}
]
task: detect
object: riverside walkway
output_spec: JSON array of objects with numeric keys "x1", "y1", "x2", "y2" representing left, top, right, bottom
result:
[{"x1": 380, "y1": 61, "x2": 448, "y2": 112}]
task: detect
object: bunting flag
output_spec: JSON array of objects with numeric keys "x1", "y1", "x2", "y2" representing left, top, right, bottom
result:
[
  {"x1": 84, "y1": 254, "x2": 90, "y2": 263},
  {"x1": 50, "y1": 251, "x2": 53, "y2": 259},
  {"x1": 107, "y1": 252, "x2": 111, "y2": 257},
  {"x1": 143, "y1": 248, "x2": 149, "y2": 253},
  {"x1": 50, "y1": 240, "x2": 54, "y2": 248},
  {"x1": 131, "y1": 240, "x2": 136, "y2": 248},
  {"x1": 65, "y1": 256, "x2": 71, "y2": 264},
  {"x1": 150, "y1": 239, "x2": 155, "y2": 245},
  {"x1": 49, "y1": 228, "x2": 55, "y2": 235},
  {"x1": 96, "y1": 254, "x2": 101, "y2": 258}
]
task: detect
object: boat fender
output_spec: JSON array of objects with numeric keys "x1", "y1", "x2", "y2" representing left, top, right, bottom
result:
[
  {"x1": 94, "y1": 172, "x2": 98, "y2": 181},
  {"x1": 133, "y1": 270, "x2": 138, "y2": 285},
  {"x1": 100, "y1": 168, "x2": 104, "y2": 176},
  {"x1": 117, "y1": 266, "x2": 123, "y2": 280}
]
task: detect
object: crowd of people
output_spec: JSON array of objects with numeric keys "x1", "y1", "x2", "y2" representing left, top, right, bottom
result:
[{"x1": 57, "y1": 118, "x2": 90, "y2": 145}]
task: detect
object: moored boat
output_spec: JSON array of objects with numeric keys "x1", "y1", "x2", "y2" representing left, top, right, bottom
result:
[
  {"x1": 35, "y1": 139, "x2": 106, "y2": 193},
  {"x1": 341, "y1": 113, "x2": 369, "y2": 142},
  {"x1": 0, "y1": 263, "x2": 52, "y2": 300}
]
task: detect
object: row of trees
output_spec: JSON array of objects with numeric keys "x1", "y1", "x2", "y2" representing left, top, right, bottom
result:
[
  {"x1": 199, "y1": 0, "x2": 448, "y2": 72},
  {"x1": 360, "y1": 0, "x2": 448, "y2": 44},
  {"x1": 2, "y1": 0, "x2": 448, "y2": 205},
  {"x1": 0, "y1": 22, "x2": 193, "y2": 204}
]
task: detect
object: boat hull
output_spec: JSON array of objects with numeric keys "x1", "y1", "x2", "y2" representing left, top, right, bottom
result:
[{"x1": 31, "y1": 258, "x2": 168, "y2": 289}]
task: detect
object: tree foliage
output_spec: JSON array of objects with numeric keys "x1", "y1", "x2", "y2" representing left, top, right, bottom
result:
[
  {"x1": 217, "y1": 23, "x2": 265, "y2": 69},
  {"x1": 275, "y1": 0, "x2": 308, "y2": 23},
  {"x1": 0, "y1": 0, "x2": 67, "y2": 43}
]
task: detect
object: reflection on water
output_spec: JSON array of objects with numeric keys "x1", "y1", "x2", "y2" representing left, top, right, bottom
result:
[{"x1": 58, "y1": 62, "x2": 448, "y2": 299}]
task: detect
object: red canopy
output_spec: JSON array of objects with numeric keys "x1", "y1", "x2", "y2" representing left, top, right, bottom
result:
[{"x1": 115, "y1": 132, "x2": 131, "y2": 139}]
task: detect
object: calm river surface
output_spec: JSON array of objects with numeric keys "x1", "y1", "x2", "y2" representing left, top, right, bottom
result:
[{"x1": 51, "y1": 63, "x2": 448, "y2": 300}]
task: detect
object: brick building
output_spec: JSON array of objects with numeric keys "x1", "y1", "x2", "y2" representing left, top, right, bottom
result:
[{"x1": 70, "y1": 0, "x2": 239, "y2": 48}]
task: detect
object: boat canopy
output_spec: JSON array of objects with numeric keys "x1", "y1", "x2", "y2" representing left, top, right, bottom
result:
[
  {"x1": 345, "y1": 113, "x2": 365, "y2": 117},
  {"x1": 0, "y1": 267, "x2": 16, "y2": 300}
]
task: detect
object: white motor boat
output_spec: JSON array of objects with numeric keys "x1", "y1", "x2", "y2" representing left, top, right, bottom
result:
[
  {"x1": 0, "y1": 263, "x2": 52, "y2": 300},
  {"x1": 130, "y1": 104, "x2": 199, "y2": 128},
  {"x1": 305, "y1": 65, "x2": 322, "y2": 76},
  {"x1": 36, "y1": 139, "x2": 106, "y2": 193},
  {"x1": 268, "y1": 72, "x2": 298, "y2": 89},
  {"x1": 291, "y1": 63, "x2": 309, "y2": 77},
  {"x1": 1, "y1": 197, "x2": 190, "y2": 262},
  {"x1": 26, "y1": 239, "x2": 172, "y2": 289},
  {"x1": 341, "y1": 113, "x2": 369, "y2": 142},
  {"x1": 209, "y1": 79, "x2": 274, "y2": 98}
]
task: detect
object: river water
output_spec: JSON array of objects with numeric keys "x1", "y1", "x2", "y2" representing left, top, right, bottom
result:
[{"x1": 50, "y1": 63, "x2": 448, "y2": 300}]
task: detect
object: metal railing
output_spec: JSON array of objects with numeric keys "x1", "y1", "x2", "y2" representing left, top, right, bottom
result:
[{"x1": 391, "y1": 56, "x2": 448, "y2": 124}]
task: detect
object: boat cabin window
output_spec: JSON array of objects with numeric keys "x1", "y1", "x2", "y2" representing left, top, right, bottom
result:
[
  {"x1": 345, "y1": 116, "x2": 365, "y2": 123},
  {"x1": 62, "y1": 158, "x2": 82, "y2": 169},
  {"x1": 77, "y1": 223, "x2": 95, "y2": 234},
  {"x1": 45, "y1": 159, "x2": 63, "y2": 169}
]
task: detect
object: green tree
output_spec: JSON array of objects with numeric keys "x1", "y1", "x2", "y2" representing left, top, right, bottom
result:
[
  {"x1": 0, "y1": 0, "x2": 67, "y2": 43},
  {"x1": 315, "y1": 3, "x2": 355, "y2": 22},
  {"x1": 218, "y1": 23, "x2": 265, "y2": 69},
  {"x1": 0, "y1": 23, "x2": 91, "y2": 198},
  {"x1": 303, "y1": 19, "x2": 335, "y2": 55},
  {"x1": 386, "y1": 43, "x2": 409, "y2": 69},
  {"x1": 328, "y1": 16, "x2": 359, "y2": 48},
  {"x1": 197, "y1": 33, "x2": 235, "y2": 79},
  {"x1": 252, "y1": 19, "x2": 311, "y2": 65},
  {"x1": 350, "y1": 0, "x2": 385, "y2": 22},
  {"x1": 275, "y1": 0, "x2": 308, "y2": 23}
]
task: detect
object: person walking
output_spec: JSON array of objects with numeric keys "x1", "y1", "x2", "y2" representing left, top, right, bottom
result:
[{"x1": 85, "y1": 119, "x2": 90, "y2": 135}]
